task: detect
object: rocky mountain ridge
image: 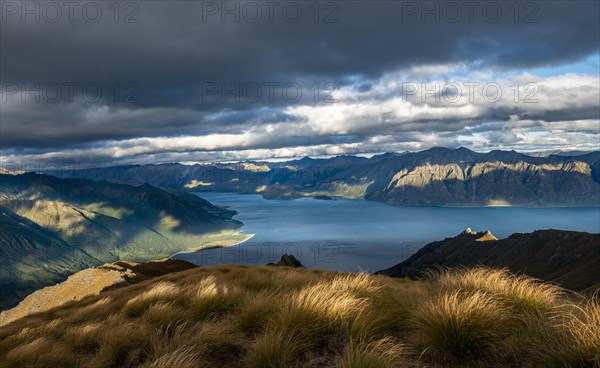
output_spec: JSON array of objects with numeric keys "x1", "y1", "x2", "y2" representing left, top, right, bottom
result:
[
  {"x1": 376, "y1": 228, "x2": 600, "y2": 294},
  {"x1": 46, "y1": 147, "x2": 600, "y2": 206}
]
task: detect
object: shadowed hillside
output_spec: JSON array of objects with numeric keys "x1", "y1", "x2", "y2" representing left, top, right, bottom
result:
[
  {"x1": 0, "y1": 265, "x2": 598, "y2": 367},
  {"x1": 376, "y1": 229, "x2": 600, "y2": 294},
  {"x1": 0, "y1": 209, "x2": 98, "y2": 312},
  {"x1": 0, "y1": 172, "x2": 247, "y2": 310}
]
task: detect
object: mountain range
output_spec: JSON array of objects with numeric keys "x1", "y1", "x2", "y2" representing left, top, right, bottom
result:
[
  {"x1": 2, "y1": 147, "x2": 599, "y2": 309},
  {"x1": 48, "y1": 147, "x2": 600, "y2": 206}
]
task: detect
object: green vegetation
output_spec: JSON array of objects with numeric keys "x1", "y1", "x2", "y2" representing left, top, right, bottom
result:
[
  {"x1": 0, "y1": 172, "x2": 248, "y2": 310},
  {"x1": 0, "y1": 266, "x2": 598, "y2": 367}
]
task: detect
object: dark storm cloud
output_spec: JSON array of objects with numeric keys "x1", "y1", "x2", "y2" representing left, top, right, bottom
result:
[
  {"x1": 0, "y1": 0, "x2": 599, "y2": 160},
  {"x1": 2, "y1": 1, "x2": 598, "y2": 102}
]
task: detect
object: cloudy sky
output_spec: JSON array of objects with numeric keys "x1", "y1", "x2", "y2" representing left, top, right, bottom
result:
[{"x1": 1, "y1": 0, "x2": 599, "y2": 167}]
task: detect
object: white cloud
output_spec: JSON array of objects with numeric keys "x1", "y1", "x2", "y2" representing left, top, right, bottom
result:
[{"x1": 2, "y1": 64, "x2": 598, "y2": 166}]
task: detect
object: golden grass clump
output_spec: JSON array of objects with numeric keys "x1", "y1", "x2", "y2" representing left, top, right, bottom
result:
[
  {"x1": 86, "y1": 316, "x2": 155, "y2": 368},
  {"x1": 62, "y1": 323, "x2": 103, "y2": 354},
  {"x1": 571, "y1": 300, "x2": 600, "y2": 367},
  {"x1": 190, "y1": 321, "x2": 244, "y2": 364},
  {"x1": 234, "y1": 291, "x2": 277, "y2": 336},
  {"x1": 270, "y1": 273, "x2": 376, "y2": 345},
  {"x1": 527, "y1": 300, "x2": 600, "y2": 367},
  {"x1": 4, "y1": 337, "x2": 78, "y2": 368},
  {"x1": 188, "y1": 275, "x2": 242, "y2": 320},
  {"x1": 435, "y1": 267, "x2": 563, "y2": 315},
  {"x1": 123, "y1": 281, "x2": 182, "y2": 318},
  {"x1": 142, "y1": 301, "x2": 189, "y2": 327},
  {"x1": 140, "y1": 347, "x2": 206, "y2": 368},
  {"x1": 410, "y1": 290, "x2": 511, "y2": 361},
  {"x1": 333, "y1": 337, "x2": 407, "y2": 368},
  {"x1": 290, "y1": 278, "x2": 370, "y2": 324},
  {"x1": 327, "y1": 272, "x2": 383, "y2": 297},
  {"x1": 246, "y1": 329, "x2": 308, "y2": 368},
  {"x1": 562, "y1": 300, "x2": 600, "y2": 367}
]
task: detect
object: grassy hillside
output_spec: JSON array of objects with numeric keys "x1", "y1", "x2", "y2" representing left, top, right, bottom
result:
[
  {"x1": 0, "y1": 209, "x2": 98, "y2": 311},
  {"x1": 0, "y1": 172, "x2": 248, "y2": 310},
  {"x1": 0, "y1": 265, "x2": 598, "y2": 367}
]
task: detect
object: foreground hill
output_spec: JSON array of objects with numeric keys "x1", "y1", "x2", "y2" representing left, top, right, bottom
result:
[
  {"x1": 0, "y1": 259, "x2": 197, "y2": 326},
  {"x1": 49, "y1": 147, "x2": 600, "y2": 206},
  {"x1": 0, "y1": 172, "x2": 246, "y2": 310},
  {"x1": 0, "y1": 265, "x2": 598, "y2": 367},
  {"x1": 376, "y1": 229, "x2": 600, "y2": 294}
]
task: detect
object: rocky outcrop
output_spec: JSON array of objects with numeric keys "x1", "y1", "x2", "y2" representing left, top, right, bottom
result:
[
  {"x1": 0, "y1": 258, "x2": 196, "y2": 326},
  {"x1": 267, "y1": 254, "x2": 305, "y2": 268},
  {"x1": 376, "y1": 229, "x2": 600, "y2": 294}
]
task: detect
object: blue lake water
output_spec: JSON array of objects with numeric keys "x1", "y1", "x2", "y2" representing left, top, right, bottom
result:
[{"x1": 175, "y1": 193, "x2": 600, "y2": 273}]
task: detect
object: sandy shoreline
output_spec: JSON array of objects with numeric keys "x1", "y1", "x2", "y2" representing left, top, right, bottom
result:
[{"x1": 170, "y1": 232, "x2": 255, "y2": 257}]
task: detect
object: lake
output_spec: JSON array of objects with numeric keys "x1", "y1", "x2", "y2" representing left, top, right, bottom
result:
[{"x1": 175, "y1": 193, "x2": 600, "y2": 273}]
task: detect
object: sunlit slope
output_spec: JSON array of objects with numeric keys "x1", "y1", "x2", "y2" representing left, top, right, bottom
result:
[{"x1": 0, "y1": 258, "x2": 197, "y2": 326}]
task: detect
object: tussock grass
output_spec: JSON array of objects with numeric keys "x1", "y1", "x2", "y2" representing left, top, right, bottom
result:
[
  {"x1": 190, "y1": 322, "x2": 244, "y2": 365},
  {"x1": 142, "y1": 302, "x2": 188, "y2": 327},
  {"x1": 62, "y1": 323, "x2": 102, "y2": 354},
  {"x1": 435, "y1": 267, "x2": 563, "y2": 315},
  {"x1": 234, "y1": 291, "x2": 277, "y2": 336},
  {"x1": 0, "y1": 265, "x2": 598, "y2": 367},
  {"x1": 568, "y1": 300, "x2": 600, "y2": 367},
  {"x1": 333, "y1": 337, "x2": 407, "y2": 368},
  {"x1": 62, "y1": 297, "x2": 121, "y2": 325},
  {"x1": 527, "y1": 300, "x2": 600, "y2": 367},
  {"x1": 4, "y1": 337, "x2": 78, "y2": 368},
  {"x1": 246, "y1": 329, "x2": 308, "y2": 368},
  {"x1": 123, "y1": 282, "x2": 182, "y2": 318},
  {"x1": 141, "y1": 347, "x2": 205, "y2": 368},
  {"x1": 188, "y1": 275, "x2": 243, "y2": 320},
  {"x1": 410, "y1": 290, "x2": 511, "y2": 361},
  {"x1": 87, "y1": 316, "x2": 154, "y2": 367},
  {"x1": 268, "y1": 273, "x2": 384, "y2": 352}
]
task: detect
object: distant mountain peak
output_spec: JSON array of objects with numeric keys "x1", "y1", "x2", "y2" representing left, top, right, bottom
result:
[
  {"x1": 476, "y1": 230, "x2": 498, "y2": 242},
  {"x1": 0, "y1": 167, "x2": 27, "y2": 176},
  {"x1": 462, "y1": 227, "x2": 477, "y2": 235},
  {"x1": 460, "y1": 228, "x2": 497, "y2": 241}
]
